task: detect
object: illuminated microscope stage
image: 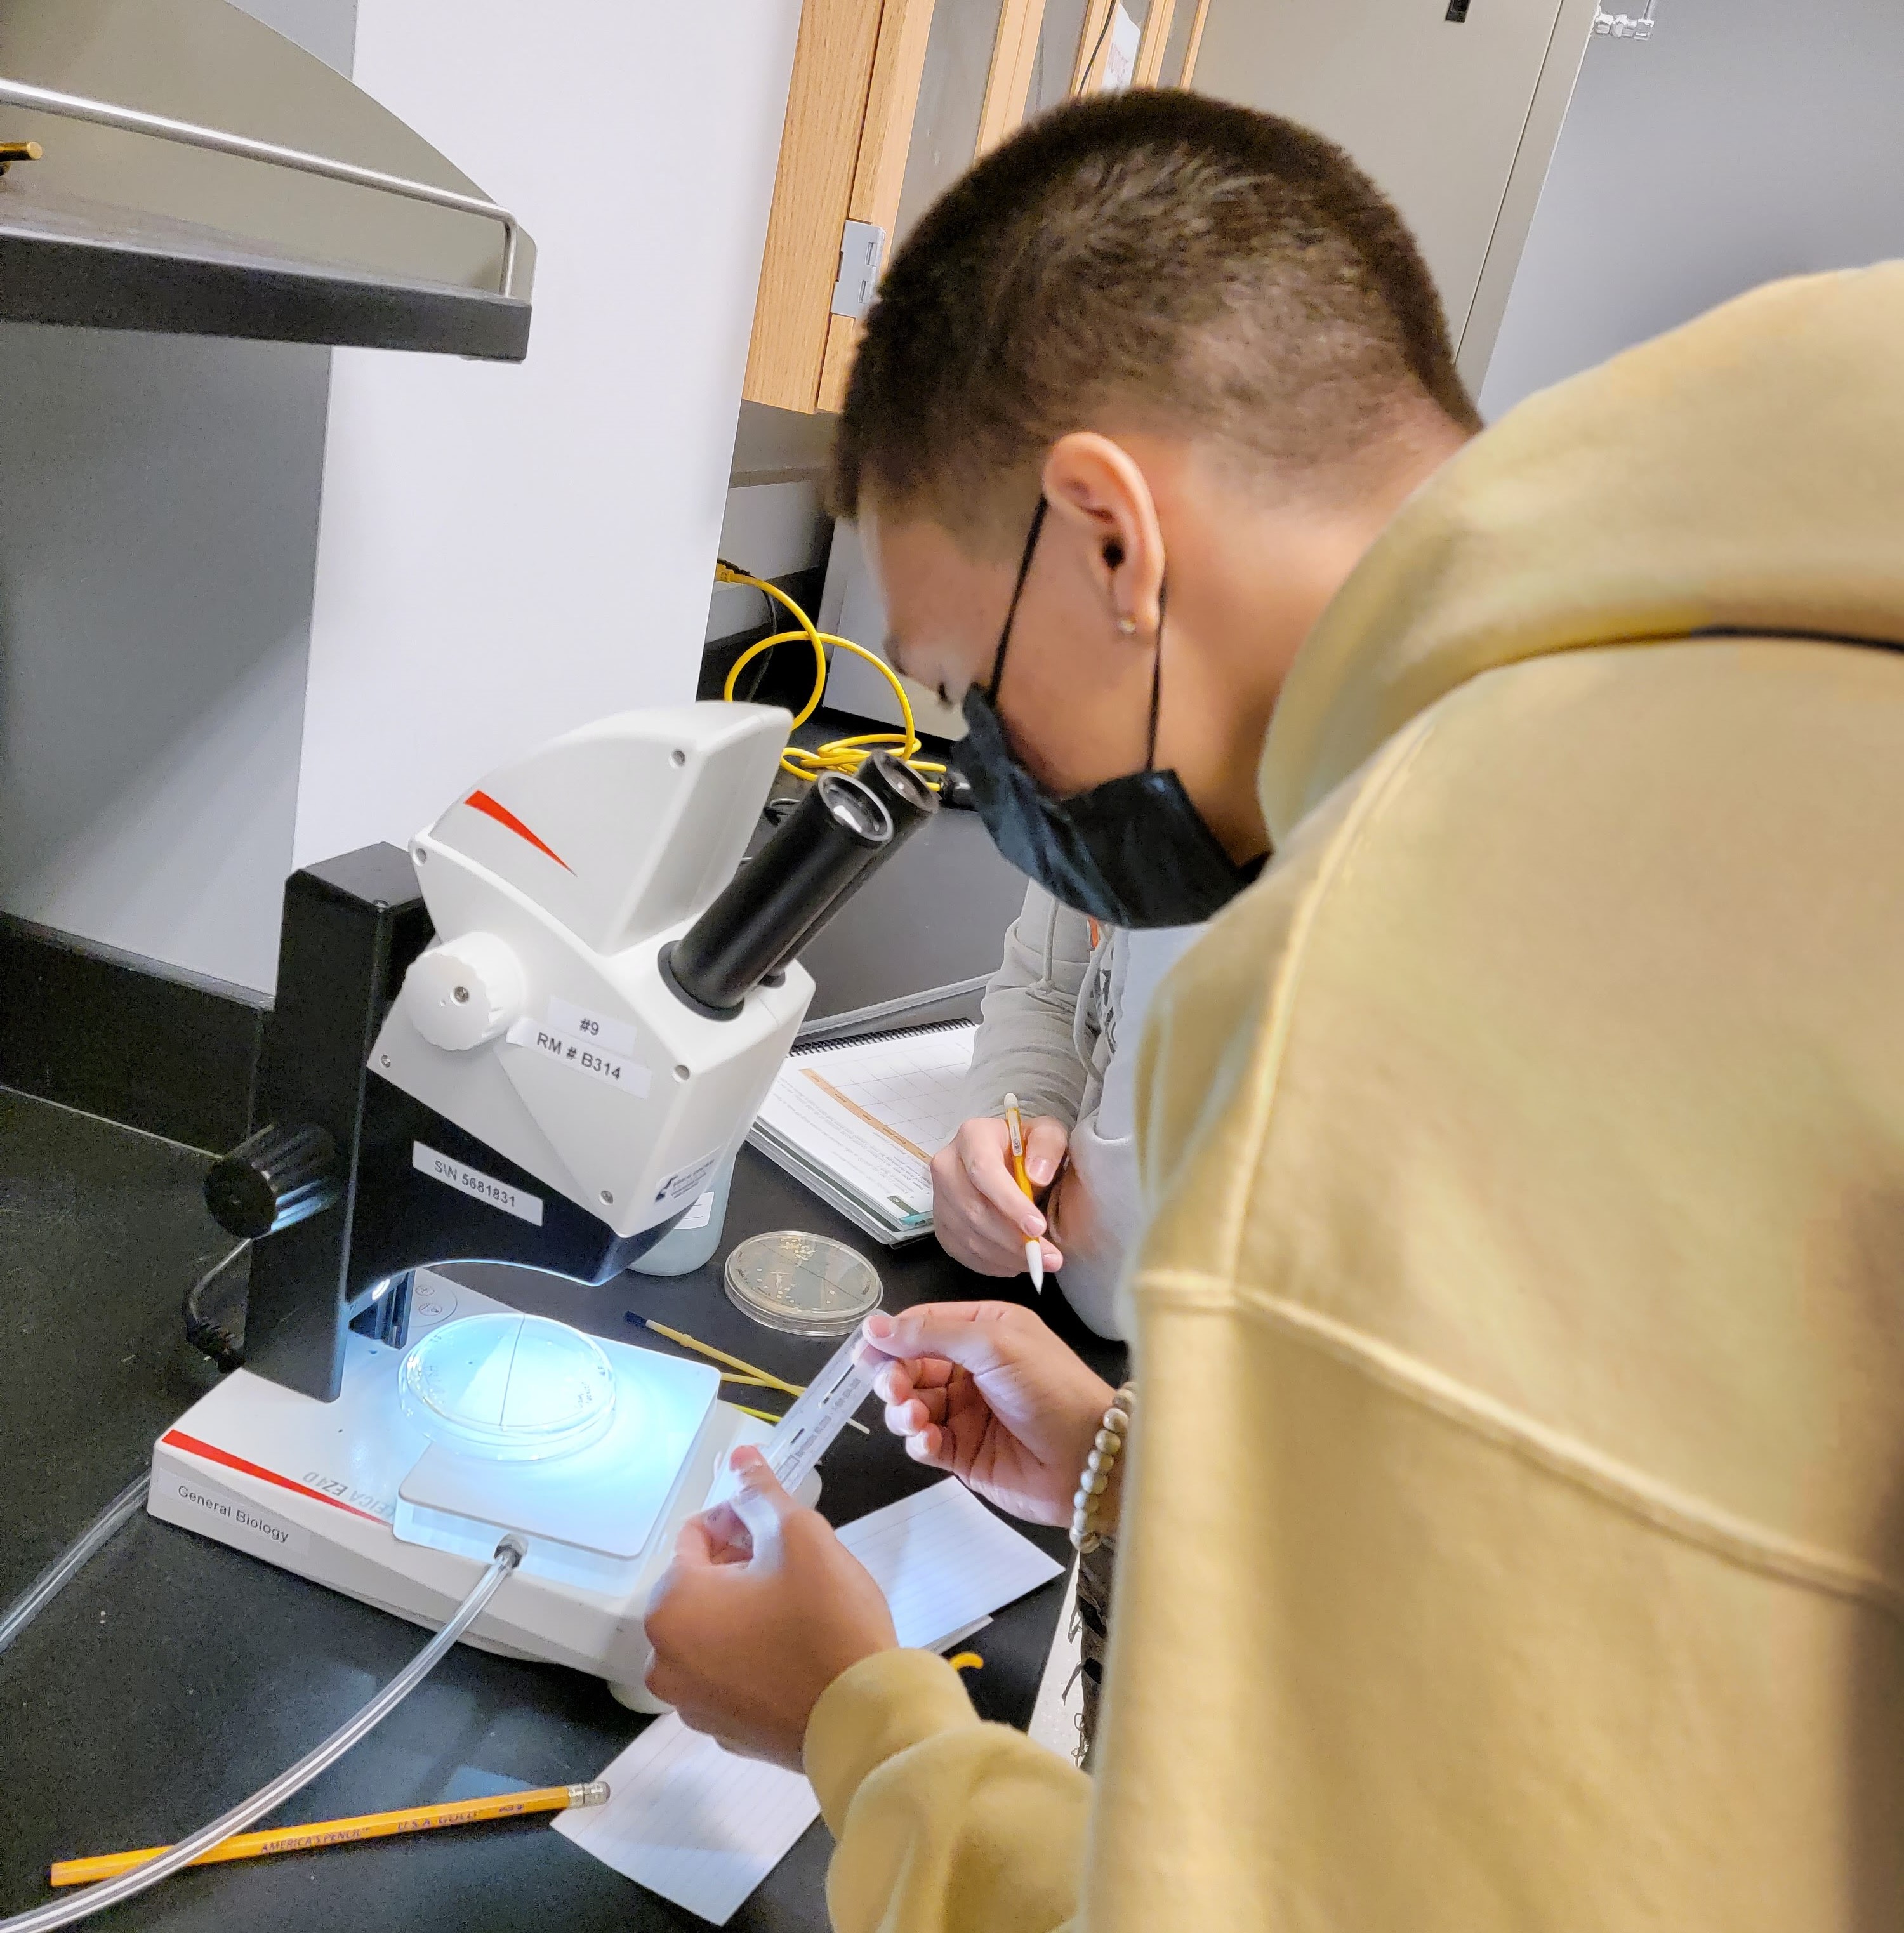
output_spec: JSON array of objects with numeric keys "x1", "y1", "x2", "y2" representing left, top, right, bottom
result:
[{"x1": 149, "y1": 1274, "x2": 786, "y2": 1711}]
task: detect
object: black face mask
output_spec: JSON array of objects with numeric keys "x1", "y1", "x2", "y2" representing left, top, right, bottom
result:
[{"x1": 951, "y1": 498, "x2": 1265, "y2": 929}]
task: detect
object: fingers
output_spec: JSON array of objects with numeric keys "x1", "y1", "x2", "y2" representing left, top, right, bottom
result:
[
  {"x1": 948, "y1": 1214, "x2": 1043, "y2": 1276},
  {"x1": 882, "y1": 1390, "x2": 949, "y2": 1437},
  {"x1": 713, "y1": 1446, "x2": 795, "y2": 1555},
  {"x1": 875, "y1": 1355, "x2": 950, "y2": 1445},
  {"x1": 727, "y1": 1444, "x2": 783, "y2": 1494},
  {"x1": 673, "y1": 1514, "x2": 722, "y2": 1568},
  {"x1": 871, "y1": 1351, "x2": 951, "y2": 1404},
  {"x1": 928, "y1": 1154, "x2": 1014, "y2": 1273},
  {"x1": 959, "y1": 1137, "x2": 1047, "y2": 1237},
  {"x1": 931, "y1": 1146, "x2": 1041, "y2": 1274},
  {"x1": 866, "y1": 1336, "x2": 958, "y2": 1393},
  {"x1": 949, "y1": 1117, "x2": 1046, "y2": 1234},
  {"x1": 697, "y1": 1501, "x2": 755, "y2": 1562},
  {"x1": 1024, "y1": 1115, "x2": 1069, "y2": 1188},
  {"x1": 867, "y1": 1300, "x2": 1041, "y2": 1376},
  {"x1": 932, "y1": 1171, "x2": 1063, "y2": 1277}
]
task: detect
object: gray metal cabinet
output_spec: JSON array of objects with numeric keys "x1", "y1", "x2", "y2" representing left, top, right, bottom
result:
[{"x1": 1193, "y1": 0, "x2": 1599, "y2": 388}]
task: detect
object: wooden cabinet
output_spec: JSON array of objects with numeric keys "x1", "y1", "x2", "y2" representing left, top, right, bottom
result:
[{"x1": 744, "y1": 0, "x2": 1208, "y2": 416}]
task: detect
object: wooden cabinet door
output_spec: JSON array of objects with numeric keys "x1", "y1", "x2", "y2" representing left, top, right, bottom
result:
[
  {"x1": 744, "y1": 0, "x2": 934, "y2": 414},
  {"x1": 744, "y1": 0, "x2": 1213, "y2": 416},
  {"x1": 745, "y1": 0, "x2": 1044, "y2": 416}
]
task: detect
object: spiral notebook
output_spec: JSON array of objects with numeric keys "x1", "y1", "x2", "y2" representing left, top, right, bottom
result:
[{"x1": 747, "y1": 1020, "x2": 977, "y2": 1244}]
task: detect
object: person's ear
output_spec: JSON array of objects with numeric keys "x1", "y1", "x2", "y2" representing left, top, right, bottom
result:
[{"x1": 1041, "y1": 433, "x2": 1165, "y2": 640}]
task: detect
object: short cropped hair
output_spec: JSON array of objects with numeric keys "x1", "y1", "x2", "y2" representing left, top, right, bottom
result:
[{"x1": 831, "y1": 89, "x2": 1478, "y2": 539}]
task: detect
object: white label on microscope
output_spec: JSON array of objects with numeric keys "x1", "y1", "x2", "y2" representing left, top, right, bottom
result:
[
  {"x1": 546, "y1": 996, "x2": 637, "y2": 1055},
  {"x1": 654, "y1": 1147, "x2": 722, "y2": 1208},
  {"x1": 153, "y1": 1468, "x2": 310, "y2": 1560},
  {"x1": 505, "y1": 1017, "x2": 652, "y2": 1097},
  {"x1": 413, "y1": 1141, "x2": 545, "y2": 1225}
]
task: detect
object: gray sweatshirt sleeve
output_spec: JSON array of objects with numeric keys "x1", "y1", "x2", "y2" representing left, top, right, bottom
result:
[{"x1": 958, "y1": 880, "x2": 1095, "y2": 1129}]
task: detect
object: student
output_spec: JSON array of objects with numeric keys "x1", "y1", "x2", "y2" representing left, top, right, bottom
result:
[
  {"x1": 934, "y1": 883, "x2": 1203, "y2": 1337},
  {"x1": 645, "y1": 90, "x2": 1904, "y2": 1930}
]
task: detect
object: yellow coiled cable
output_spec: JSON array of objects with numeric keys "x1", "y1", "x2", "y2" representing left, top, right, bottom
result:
[{"x1": 714, "y1": 561, "x2": 947, "y2": 789}]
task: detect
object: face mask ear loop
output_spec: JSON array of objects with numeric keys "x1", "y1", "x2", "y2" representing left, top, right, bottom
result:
[
  {"x1": 989, "y1": 496, "x2": 1049, "y2": 703},
  {"x1": 1143, "y1": 580, "x2": 1167, "y2": 772}
]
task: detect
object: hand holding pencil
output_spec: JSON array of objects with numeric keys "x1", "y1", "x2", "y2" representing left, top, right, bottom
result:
[
  {"x1": 1002, "y1": 1096, "x2": 1045, "y2": 1290},
  {"x1": 927, "y1": 1102, "x2": 1065, "y2": 1284}
]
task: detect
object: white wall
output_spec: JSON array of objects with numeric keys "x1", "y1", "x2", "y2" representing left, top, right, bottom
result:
[
  {"x1": 706, "y1": 482, "x2": 832, "y2": 645},
  {"x1": 1480, "y1": 0, "x2": 1904, "y2": 419},
  {"x1": 293, "y1": 3, "x2": 801, "y2": 875},
  {"x1": 235, "y1": 0, "x2": 357, "y2": 71},
  {"x1": 708, "y1": 400, "x2": 841, "y2": 652},
  {"x1": 0, "y1": 0, "x2": 353, "y2": 995},
  {"x1": 0, "y1": 4, "x2": 798, "y2": 996}
]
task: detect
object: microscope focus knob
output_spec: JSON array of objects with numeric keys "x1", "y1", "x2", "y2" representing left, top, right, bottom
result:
[
  {"x1": 206, "y1": 1122, "x2": 341, "y2": 1239},
  {"x1": 402, "y1": 932, "x2": 526, "y2": 1051}
]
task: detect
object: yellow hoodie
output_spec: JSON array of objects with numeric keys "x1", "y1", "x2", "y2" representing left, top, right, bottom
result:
[{"x1": 803, "y1": 264, "x2": 1904, "y2": 1930}]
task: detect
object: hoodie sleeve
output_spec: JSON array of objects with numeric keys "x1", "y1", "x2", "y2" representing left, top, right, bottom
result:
[
  {"x1": 959, "y1": 881, "x2": 1097, "y2": 1129},
  {"x1": 805, "y1": 1650, "x2": 1089, "y2": 1933}
]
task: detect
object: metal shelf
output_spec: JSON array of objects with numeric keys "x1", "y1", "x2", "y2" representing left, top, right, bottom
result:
[
  {"x1": 0, "y1": 39, "x2": 534, "y2": 361},
  {"x1": 0, "y1": 178, "x2": 531, "y2": 359}
]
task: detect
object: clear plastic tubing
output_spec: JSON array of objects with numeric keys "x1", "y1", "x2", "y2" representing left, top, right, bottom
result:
[
  {"x1": 0, "y1": 1537, "x2": 524, "y2": 1932},
  {"x1": 0, "y1": 1473, "x2": 151, "y2": 1661}
]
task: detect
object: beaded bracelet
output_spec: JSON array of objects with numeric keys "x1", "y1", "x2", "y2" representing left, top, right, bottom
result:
[{"x1": 1070, "y1": 1382, "x2": 1135, "y2": 1554}]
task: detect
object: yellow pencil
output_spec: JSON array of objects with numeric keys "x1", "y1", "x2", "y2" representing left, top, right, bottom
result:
[
  {"x1": 50, "y1": 1782, "x2": 609, "y2": 1887},
  {"x1": 638, "y1": 1317, "x2": 869, "y2": 1432},
  {"x1": 1003, "y1": 1093, "x2": 1044, "y2": 1291},
  {"x1": 640, "y1": 1317, "x2": 803, "y2": 1394}
]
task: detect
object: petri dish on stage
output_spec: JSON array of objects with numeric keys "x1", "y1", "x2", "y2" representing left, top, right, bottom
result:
[
  {"x1": 400, "y1": 1312, "x2": 618, "y2": 1461},
  {"x1": 724, "y1": 1230, "x2": 882, "y2": 1337}
]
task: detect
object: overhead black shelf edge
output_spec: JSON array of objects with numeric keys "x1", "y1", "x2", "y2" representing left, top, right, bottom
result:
[{"x1": 0, "y1": 221, "x2": 530, "y2": 359}]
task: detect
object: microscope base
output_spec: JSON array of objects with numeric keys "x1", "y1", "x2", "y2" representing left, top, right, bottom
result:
[{"x1": 148, "y1": 1273, "x2": 781, "y2": 1712}]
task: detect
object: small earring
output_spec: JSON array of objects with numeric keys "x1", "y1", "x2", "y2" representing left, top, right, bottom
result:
[{"x1": 1116, "y1": 612, "x2": 1137, "y2": 636}]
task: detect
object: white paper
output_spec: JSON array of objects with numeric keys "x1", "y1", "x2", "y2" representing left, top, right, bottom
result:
[
  {"x1": 555, "y1": 1715, "x2": 818, "y2": 1926},
  {"x1": 757, "y1": 1071, "x2": 935, "y2": 1214},
  {"x1": 559, "y1": 1480, "x2": 1061, "y2": 1922},
  {"x1": 1102, "y1": 1, "x2": 1143, "y2": 89},
  {"x1": 836, "y1": 1478, "x2": 1063, "y2": 1651},
  {"x1": 751, "y1": 1023, "x2": 976, "y2": 1227}
]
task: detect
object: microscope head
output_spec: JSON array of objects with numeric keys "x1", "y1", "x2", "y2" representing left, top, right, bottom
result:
[
  {"x1": 206, "y1": 703, "x2": 933, "y2": 1401},
  {"x1": 382, "y1": 703, "x2": 810, "y2": 1242}
]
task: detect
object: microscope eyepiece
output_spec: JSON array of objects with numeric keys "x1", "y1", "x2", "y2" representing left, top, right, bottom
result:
[
  {"x1": 819, "y1": 775, "x2": 890, "y2": 842},
  {"x1": 663, "y1": 772, "x2": 895, "y2": 1018},
  {"x1": 751, "y1": 749, "x2": 940, "y2": 981},
  {"x1": 856, "y1": 749, "x2": 937, "y2": 832}
]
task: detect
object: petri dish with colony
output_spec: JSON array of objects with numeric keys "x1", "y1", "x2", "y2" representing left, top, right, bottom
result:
[
  {"x1": 400, "y1": 1312, "x2": 618, "y2": 1461},
  {"x1": 724, "y1": 1230, "x2": 882, "y2": 1337}
]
